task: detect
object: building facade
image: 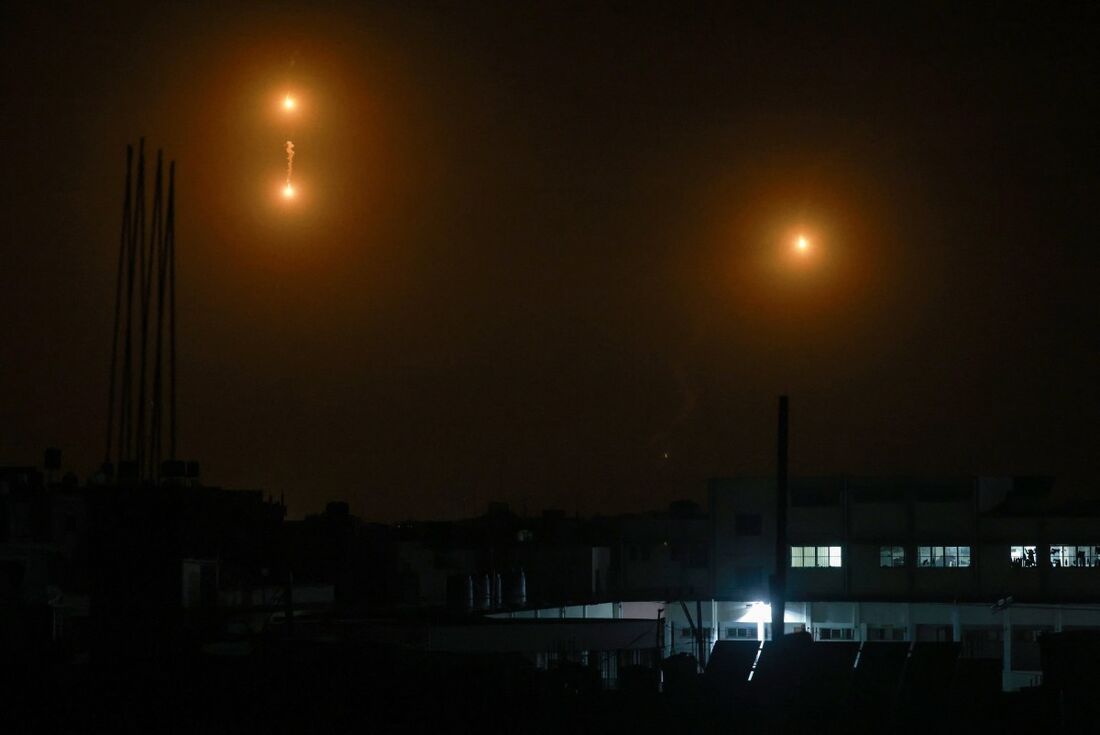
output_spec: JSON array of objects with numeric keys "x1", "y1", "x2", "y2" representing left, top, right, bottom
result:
[{"x1": 706, "y1": 475, "x2": 1100, "y2": 689}]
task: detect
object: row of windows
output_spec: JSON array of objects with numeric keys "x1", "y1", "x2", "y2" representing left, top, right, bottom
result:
[
  {"x1": 1012, "y1": 545, "x2": 1100, "y2": 568},
  {"x1": 778, "y1": 543, "x2": 1100, "y2": 570},
  {"x1": 878, "y1": 545, "x2": 1100, "y2": 568},
  {"x1": 727, "y1": 626, "x2": 857, "y2": 642},
  {"x1": 879, "y1": 545, "x2": 974, "y2": 568},
  {"x1": 867, "y1": 545, "x2": 1100, "y2": 569},
  {"x1": 793, "y1": 545, "x2": 973, "y2": 569}
]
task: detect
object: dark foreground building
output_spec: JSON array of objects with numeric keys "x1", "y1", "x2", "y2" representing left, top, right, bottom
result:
[{"x1": 3, "y1": 464, "x2": 1098, "y2": 731}]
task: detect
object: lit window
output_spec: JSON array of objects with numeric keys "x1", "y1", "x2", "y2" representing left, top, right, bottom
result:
[
  {"x1": 1010, "y1": 545, "x2": 1037, "y2": 568},
  {"x1": 1049, "y1": 545, "x2": 1100, "y2": 568},
  {"x1": 917, "y1": 546, "x2": 971, "y2": 568},
  {"x1": 790, "y1": 545, "x2": 842, "y2": 568},
  {"x1": 879, "y1": 546, "x2": 906, "y2": 568}
]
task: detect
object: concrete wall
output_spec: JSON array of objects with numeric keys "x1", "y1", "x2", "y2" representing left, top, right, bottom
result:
[
  {"x1": 619, "y1": 516, "x2": 710, "y2": 598},
  {"x1": 849, "y1": 501, "x2": 907, "y2": 538},
  {"x1": 711, "y1": 478, "x2": 776, "y2": 600}
]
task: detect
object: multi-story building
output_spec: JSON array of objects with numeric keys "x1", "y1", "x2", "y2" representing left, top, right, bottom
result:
[
  {"x1": 1, "y1": 453, "x2": 331, "y2": 658},
  {"x1": 613, "y1": 500, "x2": 710, "y2": 601},
  {"x1": 507, "y1": 476, "x2": 1100, "y2": 691},
  {"x1": 708, "y1": 475, "x2": 1100, "y2": 689},
  {"x1": 393, "y1": 503, "x2": 613, "y2": 611}
]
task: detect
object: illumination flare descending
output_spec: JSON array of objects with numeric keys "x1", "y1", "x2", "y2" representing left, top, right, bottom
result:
[{"x1": 284, "y1": 140, "x2": 295, "y2": 197}]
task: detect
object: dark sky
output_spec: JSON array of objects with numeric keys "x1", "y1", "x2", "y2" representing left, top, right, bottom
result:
[{"x1": 2, "y1": 2, "x2": 1098, "y2": 520}]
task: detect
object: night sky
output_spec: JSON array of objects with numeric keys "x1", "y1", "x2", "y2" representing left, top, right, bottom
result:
[{"x1": 2, "y1": 2, "x2": 1098, "y2": 520}]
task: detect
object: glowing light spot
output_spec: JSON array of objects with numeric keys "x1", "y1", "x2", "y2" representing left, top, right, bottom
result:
[
  {"x1": 283, "y1": 184, "x2": 295, "y2": 198},
  {"x1": 283, "y1": 95, "x2": 296, "y2": 111},
  {"x1": 796, "y1": 235, "x2": 809, "y2": 253}
]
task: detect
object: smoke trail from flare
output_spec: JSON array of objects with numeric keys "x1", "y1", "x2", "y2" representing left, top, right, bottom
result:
[{"x1": 285, "y1": 140, "x2": 295, "y2": 186}]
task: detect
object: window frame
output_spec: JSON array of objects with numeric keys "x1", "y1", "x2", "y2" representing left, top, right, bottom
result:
[
  {"x1": 725, "y1": 625, "x2": 757, "y2": 640},
  {"x1": 790, "y1": 545, "x2": 842, "y2": 568},
  {"x1": 916, "y1": 545, "x2": 972, "y2": 568},
  {"x1": 1049, "y1": 545, "x2": 1100, "y2": 568},
  {"x1": 879, "y1": 546, "x2": 906, "y2": 568},
  {"x1": 1010, "y1": 545, "x2": 1037, "y2": 567}
]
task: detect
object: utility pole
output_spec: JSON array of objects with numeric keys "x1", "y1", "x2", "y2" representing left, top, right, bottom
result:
[{"x1": 771, "y1": 396, "x2": 789, "y2": 641}]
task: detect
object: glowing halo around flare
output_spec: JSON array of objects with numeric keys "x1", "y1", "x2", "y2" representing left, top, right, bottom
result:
[
  {"x1": 282, "y1": 183, "x2": 295, "y2": 199},
  {"x1": 795, "y1": 235, "x2": 809, "y2": 253},
  {"x1": 283, "y1": 95, "x2": 296, "y2": 111}
]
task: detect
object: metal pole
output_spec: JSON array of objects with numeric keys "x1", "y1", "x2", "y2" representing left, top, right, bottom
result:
[
  {"x1": 135, "y1": 151, "x2": 162, "y2": 480},
  {"x1": 105, "y1": 145, "x2": 133, "y2": 465},
  {"x1": 119, "y1": 140, "x2": 145, "y2": 465},
  {"x1": 167, "y1": 162, "x2": 177, "y2": 460},
  {"x1": 771, "y1": 395, "x2": 789, "y2": 640},
  {"x1": 151, "y1": 153, "x2": 169, "y2": 479}
]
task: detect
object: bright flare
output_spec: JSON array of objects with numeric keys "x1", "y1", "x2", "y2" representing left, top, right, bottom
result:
[
  {"x1": 283, "y1": 95, "x2": 296, "y2": 110},
  {"x1": 283, "y1": 183, "x2": 295, "y2": 198},
  {"x1": 796, "y1": 235, "x2": 809, "y2": 253}
]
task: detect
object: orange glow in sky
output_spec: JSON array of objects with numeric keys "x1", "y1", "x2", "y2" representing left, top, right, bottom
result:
[
  {"x1": 796, "y1": 235, "x2": 809, "y2": 253},
  {"x1": 283, "y1": 94, "x2": 296, "y2": 111}
]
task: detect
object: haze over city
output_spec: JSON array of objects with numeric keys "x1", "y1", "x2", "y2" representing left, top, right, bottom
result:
[{"x1": 3, "y1": 2, "x2": 1097, "y2": 521}]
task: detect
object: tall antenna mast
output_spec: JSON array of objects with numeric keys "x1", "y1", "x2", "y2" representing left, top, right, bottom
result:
[
  {"x1": 118, "y1": 140, "x2": 144, "y2": 466},
  {"x1": 135, "y1": 152, "x2": 162, "y2": 478},
  {"x1": 105, "y1": 141, "x2": 179, "y2": 483},
  {"x1": 151, "y1": 154, "x2": 168, "y2": 477},
  {"x1": 167, "y1": 161, "x2": 177, "y2": 460},
  {"x1": 105, "y1": 145, "x2": 133, "y2": 466}
]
